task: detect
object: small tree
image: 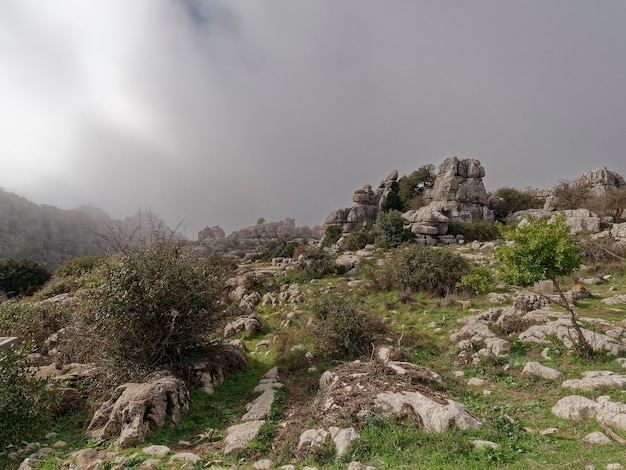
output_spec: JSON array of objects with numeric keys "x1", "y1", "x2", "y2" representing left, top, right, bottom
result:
[
  {"x1": 398, "y1": 164, "x2": 436, "y2": 209},
  {"x1": 0, "y1": 258, "x2": 51, "y2": 297},
  {"x1": 375, "y1": 210, "x2": 413, "y2": 248},
  {"x1": 495, "y1": 213, "x2": 592, "y2": 357}
]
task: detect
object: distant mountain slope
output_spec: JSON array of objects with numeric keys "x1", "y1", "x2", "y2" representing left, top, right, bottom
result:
[{"x1": 0, "y1": 188, "x2": 171, "y2": 270}]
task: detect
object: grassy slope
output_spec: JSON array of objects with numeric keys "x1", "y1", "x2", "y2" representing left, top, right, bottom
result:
[{"x1": 11, "y1": 255, "x2": 626, "y2": 469}]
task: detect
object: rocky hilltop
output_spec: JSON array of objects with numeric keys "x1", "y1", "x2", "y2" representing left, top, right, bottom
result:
[{"x1": 323, "y1": 156, "x2": 625, "y2": 244}]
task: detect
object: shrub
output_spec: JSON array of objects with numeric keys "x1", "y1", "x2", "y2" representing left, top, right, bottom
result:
[
  {"x1": 0, "y1": 343, "x2": 57, "y2": 449},
  {"x1": 585, "y1": 187, "x2": 626, "y2": 223},
  {"x1": 457, "y1": 266, "x2": 493, "y2": 295},
  {"x1": 79, "y1": 239, "x2": 232, "y2": 376},
  {"x1": 0, "y1": 300, "x2": 72, "y2": 349},
  {"x1": 375, "y1": 210, "x2": 413, "y2": 249},
  {"x1": 552, "y1": 180, "x2": 592, "y2": 210},
  {"x1": 381, "y1": 181, "x2": 404, "y2": 212},
  {"x1": 311, "y1": 294, "x2": 386, "y2": 361},
  {"x1": 321, "y1": 225, "x2": 342, "y2": 248},
  {"x1": 398, "y1": 164, "x2": 436, "y2": 209},
  {"x1": 389, "y1": 245, "x2": 470, "y2": 296},
  {"x1": 252, "y1": 239, "x2": 301, "y2": 262},
  {"x1": 447, "y1": 220, "x2": 501, "y2": 242},
  {"x1": 489, "y1": 187, "x2": 541, "y2": 221},
  {"x1": 54, "y1": 255, "x2": 103, "y2": 278},
  {"x1": 341, "y1": 223, "x2": 375, "y2": 251},
  {"x1": 0, "y1": 258, "x2": 51, "y2": 298}
]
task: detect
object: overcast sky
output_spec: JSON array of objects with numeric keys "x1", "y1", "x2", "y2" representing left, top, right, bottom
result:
[{"x1": 1, "y1": 1, "x2": 625, "y2": 237}]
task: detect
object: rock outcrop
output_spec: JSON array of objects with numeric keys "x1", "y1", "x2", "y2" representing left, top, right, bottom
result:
[
  {"x1": 404, "y1": 157, "x2": 494, "y2": 238},
  {"x1": 86, "y1": 374, "x2": 190, "y2": 449},
  {"x1": 577, "y1": 167, "x2": 626, "y2": 197},
  {"x1": 323, "y1": 170, "x2": 399, "y2": 235}
]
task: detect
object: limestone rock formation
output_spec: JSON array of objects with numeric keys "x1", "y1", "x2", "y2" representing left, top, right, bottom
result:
[
  {"x1": 507, "y1": 208, "x2": 602, "y2": 233},
  {"x1": 404, "y1": 156, "x2": 494, "y2": 238},
  {"x1": 323, "y1": 170, "x2": 399, "y2": 235},
  {"x1": 86, "y1": 374, "x2": 190, "y2": 449},
  {"x1": 577, "y1": 167, "x2": 626, "y2": 197}
]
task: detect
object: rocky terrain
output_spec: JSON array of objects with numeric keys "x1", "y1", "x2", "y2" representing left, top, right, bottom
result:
[{"x1": 2, "y1": 156, "x2": 626, "y2": 469}]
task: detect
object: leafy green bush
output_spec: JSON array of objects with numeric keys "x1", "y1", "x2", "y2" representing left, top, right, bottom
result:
[
  {"x1": 398, "y1": 164, "x2": 436, "y2": 209},
  {"x1": 251, "y1": 239, "x2": 301, "y2": 262},
  {"x1": 341, "y1": 223, "x2": 375, "y2": 251},
  {"x1": 448, "y1": 220, "x2": 500, "y2": 242},
  {"x1": 0, "y1": 300, "x2": 72, "y2": 349},
  {"x1": 0, "y1": 258, "x2": 51, "y2": 297},
  {"x1": 489, "y1": 187, "x2": 541, "y2": 221},
  {"x1": 79, "y1": 240, "x2": 232, "y2": 376},
  {"x1": 54, "y1": 255, "x2": 103, "y2": 278},
  {"x1": 0, "y1": 343, "x2": 57, "y2": 449},
  {"x1": 388, "y1": 245, "x2": 470, "y2": 296},
  {"x1": 311, "y1": 294, "x2": 386, "y2": 361},
  {"x1": 375, "y1": 210, "x2": 413, "y2": 248},
  {"x1": 321, "y1": 225, "x2": 342, "y2": 248},
  {"x1": 457, "y1": 266, "x2": 493, "y2": 294}
]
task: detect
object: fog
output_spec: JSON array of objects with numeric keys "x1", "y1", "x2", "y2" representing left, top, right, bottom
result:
[{"x1": 1, "y1": 1, "x2": 625, "y2": 236}]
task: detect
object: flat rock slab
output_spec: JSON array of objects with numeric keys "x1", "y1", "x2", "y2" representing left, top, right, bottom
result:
[
  {"x1": 553, "y1": 395, "x2": 626, "y2": 432},
  {"x1": 522, "y1": 362, "x2": 564, "y2": 381},
  {"x1": 225, "y1": 420, "x2": 265, "y2": 454},
  {"x1": 374, "y1": 391, "x2": 482, "y2": 433},
  {"x1": 562, "y1": 371, "x2": 626, "y2": 391},
  {"x1": 242, "y1": 389, "x2": 276, "y2": 421}
]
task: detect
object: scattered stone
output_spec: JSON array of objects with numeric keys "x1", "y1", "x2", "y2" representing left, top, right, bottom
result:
[
  {"x1": 253, "y1": 459, "x2": 273, "y2": 469},
  {"x1": 552, "y1": 396, "x2": 598, "y2": 420},
  {"x1": 137, "y1": 459, "x2": 161, "y2": 470},
  {"x1": 472, "y1": 440, "x2": 500, "y2": 450},
  {"x1": 224, "y1": 420, "x2": 265, "y2": 454},
  {"x1": 329, "y1": 426, "x2": 359, "y2": 456},
  {"x1": 168, "y1": 452, "x2": 202, "y2": 467},
  {"x1": 142, "y1": 445, "x2": 170, "y2": 457},
  {"x1": 224, "y1": 315, "x2": 261, "y2": 338},
  {"x1": 298, "y1": 428, "x2": 329, "y2": 450},
  {"x1": 607, "y1": 464, "x2": 624, "y2": 470},
  {"x1": 347, "y1": 463, "x2": 378, "y2": 470},
  {"x1": 467, "y1": 378, "x2": 487, "y2": 387},
  {"x1": 583, "y1": 432, "x2": 613, "y2": 445},
  {"x1": 522, "y1": 362, "x2": 564, "y2": 381},
  {"x1": 562, "y1": 371, "x2": 626, "y2": 391}
]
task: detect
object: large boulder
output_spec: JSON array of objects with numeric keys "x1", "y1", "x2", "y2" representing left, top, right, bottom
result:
[
  {"x1": 577, "y1": 167, "x2": 626, "y2": 197},
  {"x1": 407, "y1": 157, "x2": 494, "y2": 236},
  {"x1": 86, "y1": 374, "x2": 190, "y2": 449}
]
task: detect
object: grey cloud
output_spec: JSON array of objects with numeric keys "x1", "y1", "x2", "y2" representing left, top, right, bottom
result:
[{"x1": 1, "y1": 0, "x2": 625, "y2": 235}]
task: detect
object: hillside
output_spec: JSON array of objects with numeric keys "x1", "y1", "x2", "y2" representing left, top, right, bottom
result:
[{"x1": 0, "y1": 188, "x2": 172, "y2": 270}]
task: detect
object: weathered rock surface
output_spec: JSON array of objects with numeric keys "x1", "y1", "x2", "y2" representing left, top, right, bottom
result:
[
  {"x1": 553, "y1": 395, "x2": 626, "y2": 433},
  {"x1": 522, "y1": 362, "x2": 564, "y2": 381},
  {"x1": 86, "y1": 374, "x2": 190, "y2": 449},
  {"x1": 224, "y1": 420, "x2": 265, "y2": 455},
  {"x1": 507, "y1": 209, "x2": 601, "y2": 233},
  {"x1": 562, "y1": 371, "x2": 626, "y2": 391},
  {"x1": 374, "y1": 391, "x2": 482, "y2": 432},
  {"x1": 224, "y1": 315, "x2": 262, "y2": 338},
  {"x1": 577, "y1": 167, "x2": 626, "y2": 197}
]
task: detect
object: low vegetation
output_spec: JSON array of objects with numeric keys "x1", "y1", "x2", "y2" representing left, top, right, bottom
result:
[{"x1": 2, "y1": 198, "x2": 626, "y2": 469}]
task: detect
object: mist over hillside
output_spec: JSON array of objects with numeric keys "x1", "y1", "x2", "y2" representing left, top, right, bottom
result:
[{"x1": 0, "y1": 188, "x2": 174, "y2": 270}]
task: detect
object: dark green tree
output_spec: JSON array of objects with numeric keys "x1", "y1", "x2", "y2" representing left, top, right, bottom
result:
[
  {"x1": 381, "y1": 181, "x2": 404, "y2": 212},
  {"x1": 376, "y1": 210, "x2": 413, "y2": 248},
  {"x1": 398, "y1": 164, "x2": 436, "y2": 209},
  {"x1": 0, "y1": 258, "x2": 51, "y2": 297}
]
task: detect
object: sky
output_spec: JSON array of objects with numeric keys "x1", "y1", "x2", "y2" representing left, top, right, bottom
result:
[{"x1": 1, "y1": 1, "x2": 625, "y2": 237}]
